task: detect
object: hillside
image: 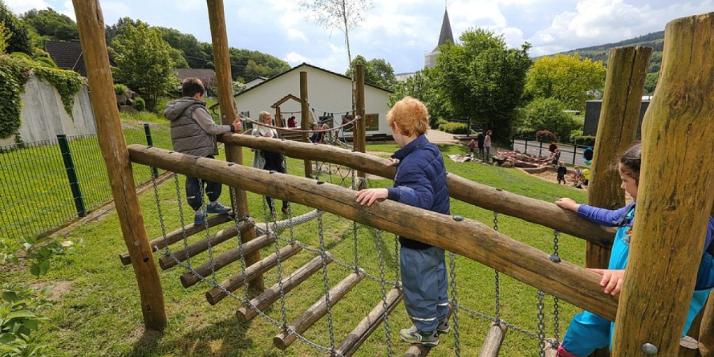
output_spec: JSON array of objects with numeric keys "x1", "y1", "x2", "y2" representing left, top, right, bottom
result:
[{"x1": 561, "y1": 31, "x2": 663, "y2": 74}]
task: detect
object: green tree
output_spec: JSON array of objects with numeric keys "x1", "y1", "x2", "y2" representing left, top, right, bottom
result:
[
  {"x1": 391, "y1": 67, "x2": 452, "y2": 127},
  {"x1": 519, "y1": 97, "x2": 580, "y2": 141},
  {"x1": 0, "y1": 22, "x2": 9, "y2": 53},
  {"x1": 346, "y1": 55, "x2": 397, "y2": 90},
  {"x1": 229, "y1": 48, "x2": 290, "y2": 82},
  {"x1": 110, "y1": 21, "x2": 176, "y2": 111},
  {"x1": 0, "y1": 1, "x2": 31, "y2": 54},
  {"x1": 156, "y1": 26, "x2": 213, "y2": 69},
  {"x1": 435, "y1": 29, "x2": 531, "y2": 140},
  {"x1": 22, "y1": 8, "x2": 78, "y2": 42},
  {"x1": 644, "y1": 72, "x2": 658, "y2": 94},
  {"x1": 525, "y1": 54, "x2": 606, "y2": 111}
]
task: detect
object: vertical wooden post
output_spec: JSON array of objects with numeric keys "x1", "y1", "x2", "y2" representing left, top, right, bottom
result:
[
  {"x1": 354, "y1": 64, "x2": 367, "y2": 187},
  {"x1": 587, "y1": 46, "x2": 652, "y2": 274},
  {"x1": 300, "y1": 71, "x2": 313, "y2": 178},
  {"x1": 206, "y1": 0, "x2": 263, "y2": 291},
  {"x1": 71, "y1": 0, "x2": 166, "y2": 330},
  {"x1": 275, "y1": 107, "x2": 282, "y2": 127},
  {"x1": 612, "y1": 12, "x2": 714, "y2": 356}
]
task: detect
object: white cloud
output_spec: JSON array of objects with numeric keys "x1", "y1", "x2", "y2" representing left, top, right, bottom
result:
[
  {"x1": 101, "y1": 1, "x2": 132, "y2": 25},
  {"x1": 285, "y1": 51, "x2": 310, "y2": 65},
  {"x1": 5, "y1": 0, "x2": 49, "y2": 14}
]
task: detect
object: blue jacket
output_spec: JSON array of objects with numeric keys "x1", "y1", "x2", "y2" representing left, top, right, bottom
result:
[
  {"x1": 577, "y1": 204, "x2": 714, "y2": 290},
  {"x1": 387, "y1": 135, "x2": 450, "y2": 249}
]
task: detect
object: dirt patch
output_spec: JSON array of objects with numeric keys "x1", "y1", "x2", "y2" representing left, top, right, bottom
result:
[
  {"x1": 524, "y1": 169, "x2": 587, "y2": 191},
  {"x1": 30, "y1": 280, "x2": 74, "y2": 301}
]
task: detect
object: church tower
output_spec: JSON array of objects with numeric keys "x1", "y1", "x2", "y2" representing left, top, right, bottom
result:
[{"x1": 425, "y1": 5, "x2": 454, "y2": 68}]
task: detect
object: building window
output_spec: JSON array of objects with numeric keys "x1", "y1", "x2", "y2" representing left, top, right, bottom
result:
[{"x1": 365, "y1": 114, "x2": 379, "y2": 131}]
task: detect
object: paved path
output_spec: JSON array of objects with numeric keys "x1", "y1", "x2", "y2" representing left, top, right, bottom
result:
[{"x1": 426, "y1": 129, "x2": 459, "y2": 144}]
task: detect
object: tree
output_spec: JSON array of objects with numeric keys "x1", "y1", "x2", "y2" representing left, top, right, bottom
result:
[
  {"x1": 345, "y1": 55, "x2": 397, "y2": 90},
  {"x1": 391, "y1": 67, "x2": 452, "y2": 127},
  {"x1": 156, "y1": 26, "x2": 213, "y2": 69},
  {"x1": 229, "y1": 48, "x2": 290, "y2": 82},
  {"x1": 22, "y1": 8, "x2": 78, "y2": 42},
  {"x1": 0, "y1": 1, "x2": 31, "y2": 54},
  {"x1": 435, "y1": 29, "x2": 531, "y2": 140},
  {"x1": 301, "y1": 0, "x2": 372, "y2": 73},
  {"x1": 525, "y1": 54, "x2": 606, "y2": 111},
  {"x1": 519, "y1": 97, "x2": 580, "y2": 141},
  {"x1": 0, "y1": 22, "x2": 8, "y2": 53},
  {"x1": 644, "y1": 72, "x2": 658, "y2": 94},
  {"x1": 110, "y1": 21, "x2": 176, "y2": 111}
]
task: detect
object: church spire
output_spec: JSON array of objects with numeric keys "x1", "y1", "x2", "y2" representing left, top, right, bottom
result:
[{"x1": 436, "y1": 6, "x2": 454, "y2": 49}]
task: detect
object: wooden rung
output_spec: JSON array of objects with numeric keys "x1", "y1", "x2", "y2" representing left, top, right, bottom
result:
[
  {"x1": 159, "y1": 220, "x2": 252, "y2": 270},
  {"x1": 236, "y1": 253, "x2": 334, "y2": 322},
  {"x1": 479, "y1": 321, "x2": 508, "y2": 357},
  {"x1": 404, "y1": 344, "x2": 430, "y2": 357},
  {"x1": 334, "y1": 286, "x2": 402, "y2": 357},
  {"x1": 679, "y1": 336, "x2": 699, "y2": 357},
  {"x1": 119, "y1": 213, "x2": 232, "y2": 265},
  {"x1": 180, "y1": 233, "x2": 276, "y2": 288},
  {"x1": 273, "y1": 270, "x2": 365, "y2": 350},
  {"x1": 205, "y1": 242, "x2": 302, "y2": 305}
]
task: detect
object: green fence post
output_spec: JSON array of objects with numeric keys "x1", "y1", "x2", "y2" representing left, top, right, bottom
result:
[
  {"x1": 57, "y1": 135, "x2": 86, "y2": 217},
  {"x1": 572, "y1": 144, "x2": 577, "y2": 166},
  {"x1": 538, "y1": 140, "x2": 543, "y2": 158},
  {"x1": 524, "y1": 138, "x2": 528, "y2": 153},
  {"x1": 143, "y1": 123, "x2": 159, "y2": 178}
]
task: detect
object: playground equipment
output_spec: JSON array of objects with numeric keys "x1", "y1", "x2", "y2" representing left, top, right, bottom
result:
[{"x1": 71, "y1": 1, "x2": 714, "y2": 355}]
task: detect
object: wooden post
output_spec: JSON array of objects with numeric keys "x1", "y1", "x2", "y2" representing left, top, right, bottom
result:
[
  {"x1": 479, "y1": 322, "x2": 508, "y2": 357},
  {"x1": 300, "y1": 71, "x2": 313, "y2": 177},
  {"x1": 612, "y1": 12, "x2": 714, "y2": 356},
  {"x1": 587, "y1": 46, "x2": 651, "y2": 273},
  {"x1": 71, "y1": 0, "x2": 166, "y2": 331},
  {"x1": 354, "y1": 64, "x2": 367, "y2": 188},
  {"x1": 275, "y1": 106, "x2": 282, "y2": 127},
  {"x1": 206, "y1": 0, "x2": 263, "y2": 291}
]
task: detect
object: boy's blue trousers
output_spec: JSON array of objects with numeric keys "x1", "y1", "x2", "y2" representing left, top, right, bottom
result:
[{"x1": 400, "y1": 245, "x2": 450, "y2": 332}]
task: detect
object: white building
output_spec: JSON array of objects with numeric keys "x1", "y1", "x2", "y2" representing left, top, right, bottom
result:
[{"x1": 234, "y1": 63, "x2": 393, "y2": 137}]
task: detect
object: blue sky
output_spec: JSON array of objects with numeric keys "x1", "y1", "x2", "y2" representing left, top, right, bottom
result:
[{"x1": 7, "y1": 0, "x2": 713, "y2": 74}]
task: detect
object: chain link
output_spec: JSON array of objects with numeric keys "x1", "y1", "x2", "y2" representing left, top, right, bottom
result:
[
  {"x1": 374, "y1": 229, "x2": 394, "y2": 357},
  {"x1": 317, "y1": 211, "x2": 337, "y2": 352},
  {"x1": 552, "y1": 230, "x2": 561, "y2": 345},
  {"x1": 537, "y1": 290, "x2": 546, "y2": 357},
  {"x1": 492, "y1": 211, "x2": 501, "y2": 322},
  {"x1": 448, "y1": 252, "x2": 462, "y2": 356}
]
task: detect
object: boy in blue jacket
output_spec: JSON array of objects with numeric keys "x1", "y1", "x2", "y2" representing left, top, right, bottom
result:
[{"x1": 356, "y1": 97, "x2": 450, "y2": 347}]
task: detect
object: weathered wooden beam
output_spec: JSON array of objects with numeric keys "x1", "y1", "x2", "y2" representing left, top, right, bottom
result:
[
  {"x1": 479, "y1": 322, "x2": 508, "y2": 357},
  {"x1": 334, "y1": 286, "x2": 403, "y2": 356},
  {"x1": 404, "y1": 344, "x2": 430, "y2": 357},
  {"x1": 158, "y1": 220, "x2": 253, "y2": 270},
  {"x1": 219, "y1": 134, "x2": 614, "y2": 245},
  {"x1": 273, "y1": 271, "x2": 365, "y2": 350},
  {"x1": 128, "y1": 145, "x2": 619, "y2": 319},
  {"x1": 587, "y1": 46, "x2": 652, "y2": 273},
  {"x1": 72, "y1": 0, "x2": 166, "y2": 331},
  {"x1": 119, "y1": 213, "x2": 231, "y2": 265},
  {"x1": 206, "y1": 0, "x2": 263, "y2": 291},
  {"x1": 236, "y1": 253, "x2": 333, "y2": 322},
  {"x1": 205, "y1": 242, "x2": 302, "y2": 305},
  {"x1": 180, "y1": 233, "x2": 276, "y2": 288},
  {"x1": 611, "y1": 12, "x2": 714, "y2": 357},
  {"x1": 354, "y1": 64, "x2": 367, "y2": 187},
  {"x1": 300, "y1": 71, "x2": 313, "y2": 178}
]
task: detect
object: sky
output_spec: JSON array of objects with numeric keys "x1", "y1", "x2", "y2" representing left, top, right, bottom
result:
[{"x1": 6, "y1": 0, "x2": 713, "y2": 74}]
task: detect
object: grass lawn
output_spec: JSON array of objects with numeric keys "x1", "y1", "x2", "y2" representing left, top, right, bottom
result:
[{"x1": 2, "y1": 140, "x2": 592, "y2": 356}]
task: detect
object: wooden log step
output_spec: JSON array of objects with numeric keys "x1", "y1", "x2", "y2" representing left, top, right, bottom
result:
[
  {"x1": 404, "y1": 344, "x2": 430, "y2": 357},
  {"x1": 236, "y1": 253, "x2": 334, "y2": 322},
  {"x1": 119, "y1": 213, "x2": 232, "y2": 265},
  {"x1": 273, "y1": 270, "x2": 365, "y2": 350},
  {"x1": 205, "y1": 242, "x2": 303, "y2": 305},
  {"x1": 158, "y1": 220, "x2": 253, "y2": 270},
  {"x1": 334, "y1": 286, "x2": 402, "y2": 357},
  {"x1": 180, "y1": 233, "x2": 276, "y2": 288},
  {"x1": 479, "y1": 321, "x2": 508, "y2": 357}
]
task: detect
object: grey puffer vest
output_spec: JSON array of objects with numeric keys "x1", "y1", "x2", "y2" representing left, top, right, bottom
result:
[{"x1": 164, "y1": 97, "x2": 217, "y2": 157}]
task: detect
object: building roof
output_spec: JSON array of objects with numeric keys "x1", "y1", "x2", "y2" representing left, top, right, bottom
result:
[
  {"x1": 434, "y1": 8, "x2": 454, "y2": 51},
  {"x1": 235, "y1": 62, "x2": 393, "y2": 97},
  {"x1": 45, "y1": 40, "x2": 87, "y2": 76},
  {"x1": 175, "y1": 68, "x2": 217, "y2": 88}
]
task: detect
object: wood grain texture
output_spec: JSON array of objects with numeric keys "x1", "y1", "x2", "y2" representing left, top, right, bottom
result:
[
  {"x1": 300, "y1": 71, "x2": 313, "y2": 178},
  {"x1": 479, "y1": 322, "x2": 508, "y2": 357},
  {"x1": 354, "y1": 64, "x2": 367, "y2": 187}
]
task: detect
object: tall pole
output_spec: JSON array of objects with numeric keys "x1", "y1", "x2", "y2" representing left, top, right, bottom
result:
[
  {"x1": 206, "y1": 0, "x2": 263, "y2": 291},
  {"x1": 354, "y1": 64, "x2": 367, "y2": 188},
  {"x1": 71, "y1": 0, "x2": 166, "y2": 330},
  {"x1": 612, "y1": 12, "x2": 714, "y2": 356},
  {"x1": 300, "y1": 71, "x2": 313, "y2": 178},
  {"x1": 586, "y1": 45, "x2": 651, "y2": 357}
]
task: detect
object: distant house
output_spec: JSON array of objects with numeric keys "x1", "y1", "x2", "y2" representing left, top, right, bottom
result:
[
  {"x1": 584, "y1": 99, "x2": 650, "y2": 137},
  {"x1": 175, "y1": 68, "x2": 217, "y2": 94},
  {"x1": 244, "y1": 76, "x2": 268, "y2": 90},
  {"x1": 45, "y1": 40, "x2": 87, "y2": 76},
  {"x1": 233, "y1": 63, "x2": 393, "y2": 138}
]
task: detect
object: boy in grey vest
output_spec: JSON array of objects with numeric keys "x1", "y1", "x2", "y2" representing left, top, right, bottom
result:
[{"x1": 164, "y1": 78, "x2": 241, "y2": 225}]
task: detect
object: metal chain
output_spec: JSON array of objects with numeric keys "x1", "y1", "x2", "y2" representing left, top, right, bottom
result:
[
  {"x1": 173, "y1": 174, "x2": 192, "y2": 269},
  {"x1": 493, "y1": 211, "x2": 502, "y2": 322},
  {"x1": 262, "y1": 189, "x2": 291, "y2": 331},
  {"x1": 448, "y1": 252, "x2": 462, "y2": 356},
  {"x1": 374, "y1": 228, "x2": 394, "y2": 357},
  {"x1": 351, "y1": 168, "x2": 359, "y2": 273},
  {"x1": 229, "y1": 187, "x2": 252, "y2": 306},
  {"x1": 394, "y1": 234, "x2": 400, "y2": 285},
  {"x1": 198, "y1": 178, "x2": 218, "y2": 285},
  {"x1": 317, "y1": 210, "x2": 336, "y2": 352},
  {"x1": 552, "y1": 230, "x2": 561, "y2": 345},
  {"x1": 537, "y1": 290, "x2": 546, "y2": 357}
]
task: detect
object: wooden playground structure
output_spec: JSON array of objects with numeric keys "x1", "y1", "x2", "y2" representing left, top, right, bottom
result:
[{"x1": 71, "y1": 0, "x2": 713, "y2": 355}]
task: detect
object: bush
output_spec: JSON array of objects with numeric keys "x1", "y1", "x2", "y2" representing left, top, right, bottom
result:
[
  {"x1": 438, "y1": 122, "x2": 468, "y2": 134},
  {"x1": 572, "y1": 135, "x2": 596, "y2": 146},
  {"x1": 535, "y1": 129, "x2": 556, "y2": 143},
  {"x1": 520, "y1": 98, "x2": 581, "y2": 141},
  {"x1": 114, "y1": 83, "x2": 128, "y2": 95},
  {"x1": 132, "y1": 97, "x2": 145, "y2": 111},
  {"x1": 433, "y1": 118, "x2": 448, "y2": 129}
]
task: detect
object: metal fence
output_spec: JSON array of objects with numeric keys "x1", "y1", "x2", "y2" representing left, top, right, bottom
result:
[
  {"x1": 0, "y1": 124, "x2": 169, "y2": 239},
  {"x1": 511, "y1": 138, "x2": 593, "y2": 167}
]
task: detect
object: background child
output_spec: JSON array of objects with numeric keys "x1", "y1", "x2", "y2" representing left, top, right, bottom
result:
[
  {"x1": 554, "y1": 143, "x2": 714, "y2": 357},
  {"x1": 483, "y1": 130, "x2": 492, "y2": 163},
  {"x1": 467, "y1": 138, "x2": 476, "y2": 158},
  {"x1": 355, "y1": 97, "x2": 450, "y2": 347},
  {"x1": 251, "y1": 111, "x2": 289, "y2": 216},
  {"x1": 164, "y1": 78, "x2": 240, "y2": 225},
  {"x1": 557, "y1": 162, "x2": 567, "y2": 185}
]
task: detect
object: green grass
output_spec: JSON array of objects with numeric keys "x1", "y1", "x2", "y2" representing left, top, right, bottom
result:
[{"x1": 2, "y1": 142, "x2": 591, "y2": 356}]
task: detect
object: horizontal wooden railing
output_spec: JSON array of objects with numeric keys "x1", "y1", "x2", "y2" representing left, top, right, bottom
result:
[
  {"x1": 128, "y1": 145, "x2": 619, "y2": 320},
  {"x1": 219, "y1": 134, "x2": 614, "y2": 246}
]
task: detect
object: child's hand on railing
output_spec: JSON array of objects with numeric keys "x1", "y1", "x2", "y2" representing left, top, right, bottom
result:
[{"x1": 556, "y1": 198, "x2": 580, "y2": 212}]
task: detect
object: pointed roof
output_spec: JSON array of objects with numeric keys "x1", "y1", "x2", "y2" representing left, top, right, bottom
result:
[{"x1": 434, "y1": 8, "x2": 454, "y2": 51}]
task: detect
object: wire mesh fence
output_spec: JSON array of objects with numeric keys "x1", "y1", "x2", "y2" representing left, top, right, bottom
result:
[{"x1": 0, "y1": 123, "x2": 171, "y2": 239}]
